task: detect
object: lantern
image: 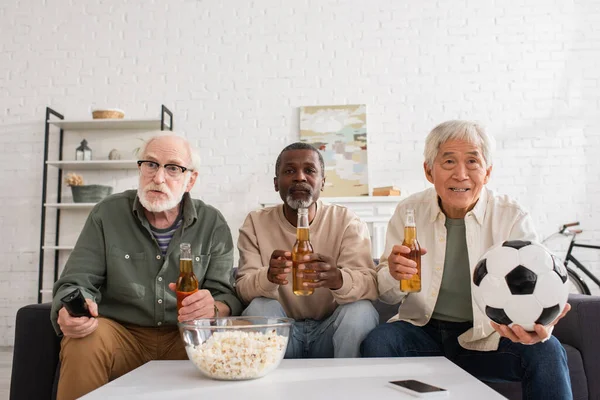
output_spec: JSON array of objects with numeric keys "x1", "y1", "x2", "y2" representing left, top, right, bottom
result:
[{"x1": 76, "y1": 139, "x2": 92, "y2": 161}]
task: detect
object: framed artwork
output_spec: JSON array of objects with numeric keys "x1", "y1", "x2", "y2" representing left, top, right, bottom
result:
[{"x1": 299, "y1": 104, "x2": 368, "y2": 197}]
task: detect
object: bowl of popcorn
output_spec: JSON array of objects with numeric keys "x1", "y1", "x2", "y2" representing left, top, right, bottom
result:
[{"x1": 178, "y1": 316, "x2": 292, "y2": 381}]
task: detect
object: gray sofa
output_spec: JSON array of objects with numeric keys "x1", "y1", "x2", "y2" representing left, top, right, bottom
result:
[{"x1": 10, "y1": 295, "x2": 600, "y2": 400}]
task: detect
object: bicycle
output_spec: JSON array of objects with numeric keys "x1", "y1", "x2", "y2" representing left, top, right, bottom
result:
[{"x1": 542, "y1": 222, "x2": 600, "y2": 295}]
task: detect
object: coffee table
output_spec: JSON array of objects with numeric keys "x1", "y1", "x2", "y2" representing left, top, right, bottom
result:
[{"x1": 80, "y1": 357, "x2": 506, "y2": 399}]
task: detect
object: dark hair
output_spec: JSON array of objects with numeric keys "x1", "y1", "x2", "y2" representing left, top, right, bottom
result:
[{"x1": 275, "y1": 142, "x2": 325, "y2": 177}]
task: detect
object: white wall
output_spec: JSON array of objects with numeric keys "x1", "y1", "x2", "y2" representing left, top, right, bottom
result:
[{"x1": 1, "y1": 0, "x2": 599, "y2": 346}]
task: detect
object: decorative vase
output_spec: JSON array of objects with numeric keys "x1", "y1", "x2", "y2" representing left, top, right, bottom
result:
[
  {"x1": 71, "y1": 185, "x2": 113, "y2": 203},
  {"x1": 108, "y1": 149, "x2": 121, "y2": 160}
]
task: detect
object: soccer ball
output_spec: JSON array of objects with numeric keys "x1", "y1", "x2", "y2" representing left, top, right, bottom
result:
[{"x1": 472, "y1": 240, "x2": 568, "y2": 331}]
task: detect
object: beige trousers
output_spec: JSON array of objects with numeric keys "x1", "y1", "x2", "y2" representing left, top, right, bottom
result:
[{"x1": 57, "y1": 317, "x2": 187, "y2": 400}]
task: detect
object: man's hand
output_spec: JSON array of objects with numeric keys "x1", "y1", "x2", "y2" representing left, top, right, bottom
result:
[
  {"x1": 168, "y1": 283, "x2": 215, "y2": 322},
  {"x1": 491, "y1": 303, "x2": 571, "y2": 345},
  {"x1": 57, "y1": 298, "x2": 99, "y2": 339},
  {"x1": 296, "y1": 253, "x2": 342, "y2": 290},
  {"x1": 387, "y1": 245, "x2": 428, "y2": 281},
  {"x1": 268, "y1": 250, "x2": 292, "y2": 285}
]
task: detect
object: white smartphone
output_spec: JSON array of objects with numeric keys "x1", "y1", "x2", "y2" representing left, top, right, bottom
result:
[{"x1": 388, "y1": 380, "x2": 449, "y2": 398}]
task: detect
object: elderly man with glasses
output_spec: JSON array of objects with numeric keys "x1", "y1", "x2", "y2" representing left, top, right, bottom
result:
[{"x1": 50, "y1": 134, "x2": 241, "y2": 400}]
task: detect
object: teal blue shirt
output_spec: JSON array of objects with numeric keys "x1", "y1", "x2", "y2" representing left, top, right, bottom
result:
[{"x1": 51, "y1": 190, "x2": 242, "y2": 335}]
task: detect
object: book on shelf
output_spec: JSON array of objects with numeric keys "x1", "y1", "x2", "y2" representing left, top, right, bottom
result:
[{"x1": 372, "y1": 186, "x2": 401, "y2": 196}]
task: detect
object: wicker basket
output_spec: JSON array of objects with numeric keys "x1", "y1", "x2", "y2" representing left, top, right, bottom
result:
[
  {"x1": 92, "y1": 109, "x2": 125, "y2": 119},
  {"x1": 71, "y1": 185, "x2": 113, "y2": 203}
]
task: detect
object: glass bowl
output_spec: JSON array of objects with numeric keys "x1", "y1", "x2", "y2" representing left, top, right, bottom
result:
[{"x1": 178, "y1": 316, "x2": 292, "y2": 381}]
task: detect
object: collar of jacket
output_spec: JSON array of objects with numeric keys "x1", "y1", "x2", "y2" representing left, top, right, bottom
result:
[{"x1": 427, "y1": 187, "x2": 488, "y2": 225}]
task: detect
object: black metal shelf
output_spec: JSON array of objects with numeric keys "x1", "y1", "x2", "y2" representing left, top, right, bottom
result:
[{"x1": 37, "y1": 105, "x2": 174, "y2": 303}]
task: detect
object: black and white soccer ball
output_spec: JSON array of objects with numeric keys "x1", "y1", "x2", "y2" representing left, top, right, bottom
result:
[{"x1": 472, "y1": 240, "x2": 568, "y2": 331}]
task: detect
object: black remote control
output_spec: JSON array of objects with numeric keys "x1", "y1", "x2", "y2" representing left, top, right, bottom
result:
[{"x1": 60, "y1": 288, "x2": 92, "y2": 318}]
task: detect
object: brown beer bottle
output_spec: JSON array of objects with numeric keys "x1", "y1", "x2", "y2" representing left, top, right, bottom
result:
[
  {"x1": 292, "y1": 207, "x2": 314, "y2": 296},
  {"x1": 400, "y1": 209, "x2": 422, "y2": 293},
  {"x1": 176, "y1": 242, "x2": 198, "y2": 310}
]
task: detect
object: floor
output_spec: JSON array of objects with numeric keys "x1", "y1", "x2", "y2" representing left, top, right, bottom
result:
[{"x1": 0, "y1": 347, "x2": 12, "y2": 400}]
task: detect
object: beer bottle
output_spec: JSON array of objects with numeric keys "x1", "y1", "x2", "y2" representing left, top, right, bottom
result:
[
  {"x1": 400, "y1": 209, "x2": 422, "y2": 293},
  {"x1": 292, "y1": 207, "x2": 314, "y2": 296},
  {"x1": 176, "y1": 242, "x2": 199, "y2": 310}
]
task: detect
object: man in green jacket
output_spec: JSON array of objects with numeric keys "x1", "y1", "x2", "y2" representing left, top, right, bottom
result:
[{"x1": 51, "y1": 134, "x2": 241, "y2": 400}]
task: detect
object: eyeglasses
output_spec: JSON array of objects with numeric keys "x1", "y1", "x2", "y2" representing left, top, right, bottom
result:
[{"x1": 137, "y1": 160, "x2": 191, "y2": 179}]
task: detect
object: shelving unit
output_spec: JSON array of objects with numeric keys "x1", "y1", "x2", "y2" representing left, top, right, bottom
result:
[{"x1": 37, "y1": 105, "x2": 174, "y2": 303}]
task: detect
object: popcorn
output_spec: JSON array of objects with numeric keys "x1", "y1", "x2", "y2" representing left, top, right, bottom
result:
[{"x1": 187, "y1": 329, "x2": 287, "y2": 380}]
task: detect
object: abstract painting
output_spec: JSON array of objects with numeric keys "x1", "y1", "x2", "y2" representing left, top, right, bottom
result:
[{"x1": 299, "y1": 104, "x2": 368, "y2": 197}]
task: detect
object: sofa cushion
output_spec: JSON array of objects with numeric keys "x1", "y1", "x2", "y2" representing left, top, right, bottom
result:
[
  {"x1": 485, "y1": 344, "x2": 586, "y2": 400},
  {"x1": 374, "y1": 300, "x2": 398, "y2": 324},
  {"x1": 563, "y1": 344, "x2": 588, "y2": 400}
]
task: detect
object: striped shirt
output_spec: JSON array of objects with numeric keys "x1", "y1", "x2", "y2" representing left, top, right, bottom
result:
[{"x1": 150, "y1": 218, "x2": 183, "y2": 255}]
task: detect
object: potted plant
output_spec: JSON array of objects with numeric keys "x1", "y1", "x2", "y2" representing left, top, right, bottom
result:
[{"x1": 64, "y1": 173, "x2": 113, "y2": 203}]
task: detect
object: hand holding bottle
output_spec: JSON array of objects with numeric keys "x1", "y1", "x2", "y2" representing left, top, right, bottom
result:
[
  {"x1": 295, "y1": 253, "x2": 342, "y2": 290},
  {"x1": 388, "y1": 244, "x2": 428, "y2": 281},
  {"x1": 392, "y1": 209, "x2": 425, "y2": 293},
  {"x1": 176, "y1": 243, "x2": 199, "y2": 309},
  {"x1": 292, "y1": 208, "x2": 315, "y2": 296},
  {"x1": 168, "y1": 283, "x2": 215, "y2": 322},
  {"x1": 267, "y1": 250, "x2": 292, "y2": 285}
]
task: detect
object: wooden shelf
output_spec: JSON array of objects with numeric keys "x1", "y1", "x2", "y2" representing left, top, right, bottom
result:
[
  {"x1": 45, "y1": 203, "x2": 96, "y2": 209},
  {"x1": 48, "y1": 119, "x2": 169, "y2": 131},
  {"x1": 42, "y1": 245, "x2": 74, "y2": 250},
  {"x1": 46, "y1": 160, "x2": 137, "y2": 170}
]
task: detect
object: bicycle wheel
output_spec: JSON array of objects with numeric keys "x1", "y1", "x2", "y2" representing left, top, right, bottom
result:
[{"x1": 566, "y1": 267, "x2": 591, "y2": 295}]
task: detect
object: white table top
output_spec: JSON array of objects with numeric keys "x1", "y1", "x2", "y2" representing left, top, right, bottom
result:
[{"x1": 81, "y1": 357, "x2": 506, "y2": 400}]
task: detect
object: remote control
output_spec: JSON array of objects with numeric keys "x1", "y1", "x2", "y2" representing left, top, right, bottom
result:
[{"x1": 60, "y1": 288, "x2": 92, "y2": 318}]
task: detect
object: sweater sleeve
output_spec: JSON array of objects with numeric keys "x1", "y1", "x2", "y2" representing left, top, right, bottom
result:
[
  {"x1": 330, "y1": 217, "x2": 378, "y2": 304},
  {"x1": 235, "y1": 213, "x2": 280, "y2": 305}
]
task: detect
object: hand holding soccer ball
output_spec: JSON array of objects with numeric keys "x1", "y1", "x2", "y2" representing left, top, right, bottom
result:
[{"x1": 472, "y1": 240, "x2": 570, "y2": 342}]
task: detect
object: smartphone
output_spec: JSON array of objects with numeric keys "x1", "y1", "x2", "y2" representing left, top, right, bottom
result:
[
  {"x1": 60, "y1": 288, "x2": 92, "y2": 318},
  {"x1": 388, "y1": 380, "x2": 448, "y2": 398}
]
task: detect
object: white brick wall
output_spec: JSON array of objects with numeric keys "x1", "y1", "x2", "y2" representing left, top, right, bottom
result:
[{"x1": 1, "y1": 0, "x2": 599, "y2": 346}]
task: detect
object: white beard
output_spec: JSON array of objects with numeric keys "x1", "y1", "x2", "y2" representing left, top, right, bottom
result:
[
  {"x1": 285, "y1": 194, "x2": 314, "y2": 210},
  {"x1": 138, "y1": 173, "x2": 191, "y2": 212}
]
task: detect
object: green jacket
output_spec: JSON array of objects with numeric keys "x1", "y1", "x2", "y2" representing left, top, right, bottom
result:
[{"x1": 51, "y1": 190, "x2": 242, "y2": 335}]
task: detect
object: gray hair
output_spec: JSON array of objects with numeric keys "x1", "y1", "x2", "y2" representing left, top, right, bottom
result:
[
  {"x1": 424, "y1": 120, "x2": 495, "y2": 168},
  {"x1": 275, "y1": 142, "x2": 325, "y2": 178},
  {"x1": 138, "y1": 134, "x2": 201, "y2": 171}
]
